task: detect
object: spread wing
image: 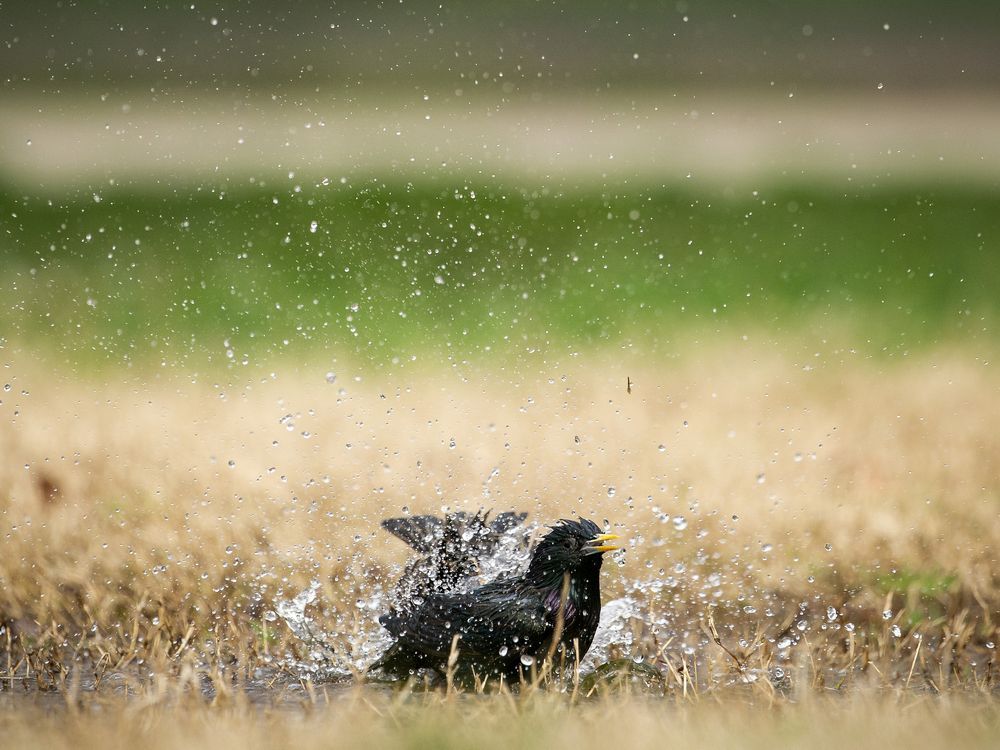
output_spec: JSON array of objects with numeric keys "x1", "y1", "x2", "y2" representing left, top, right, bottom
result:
[
  {"x1": 379, "y1": 581, "x2": 554, "y2": 664},
  {"x1": 380, "y1": 515, "x2": 443, "y2": 553}
]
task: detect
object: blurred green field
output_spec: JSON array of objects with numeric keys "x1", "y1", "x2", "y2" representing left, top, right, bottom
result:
[{"x1": 3, "y1": 181, "x2": 998, "y2": 368}]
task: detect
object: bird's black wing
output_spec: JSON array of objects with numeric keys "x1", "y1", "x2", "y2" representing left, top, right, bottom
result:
[
  {"x1": 381, "y1": 510, "x2": 528, "y2": 554},
  {"x1": 379, "y1": 581, "x2": 553, "y2": 663},
  {"x1": 380, "y1": 515, "x2": 443, "y2": 553}
]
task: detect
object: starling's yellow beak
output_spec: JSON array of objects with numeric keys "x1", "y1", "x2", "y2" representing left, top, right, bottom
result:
[{"x1": 583, "y1": 532, "x2": 621, "y2": 554}]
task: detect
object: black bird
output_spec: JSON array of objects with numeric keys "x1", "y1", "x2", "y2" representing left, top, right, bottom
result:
[
  {"x1": 381, "y1": 510, "x2": 529, "y2": 609},
  {"x1": 371, "y1": 518, "x2": 620, "y2": 682}
]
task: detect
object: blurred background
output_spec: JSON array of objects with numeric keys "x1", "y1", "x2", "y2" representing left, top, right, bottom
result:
[
  {"x1": 2, "y1": 0, "x2": 998, "y2": 369},
  {"x1": 1, "y1": 1, "x2": 999, "y2": 664}
]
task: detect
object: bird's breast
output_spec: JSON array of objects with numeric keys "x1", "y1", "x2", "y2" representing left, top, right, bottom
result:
[{"x1": 541, "y1": 586, "x2": 578, "y2": 624}]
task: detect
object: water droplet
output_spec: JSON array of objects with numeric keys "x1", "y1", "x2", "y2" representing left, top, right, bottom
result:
[
  {"x1": 607, "y1": 486, "x2": 616, "y2": 497},
  {"x1": 891, "y1": 624, "x2": 901, "y2": 637},
  {"x1": 672, "y1": 516, "x2": 687, "y2": 531},
  {"x1": 777, "y1": 637, "x2": 792, "y2": 649},
  {"x1": 309, "y1": 220, "x2": 318, "y2": 233},
  {"x1": 826, "y1": 606, "x2": 838, "y2": 622},
  {"x1": 520, "y1": 654, "x2": 535, "y2": 667},
  {"x1": 882, "y1": 609, "x2": 893, "y2": 620},
  {"x1": 325, "y1": 371, "x2": 337, "y2": 383},
  {"x1": 761, "y1": 543, "x2": 773, "y2": 553},
  {"x1": 499, "y1": 646, "x2": 508, "y2": 656},
  {"x1": 756, "y1": 472, "x2": 766, "y2": 484}
]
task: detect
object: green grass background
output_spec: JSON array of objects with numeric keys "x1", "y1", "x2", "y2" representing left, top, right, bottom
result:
[{"x1": 3, "y1": 181, "x2": 998, "y2": 369}]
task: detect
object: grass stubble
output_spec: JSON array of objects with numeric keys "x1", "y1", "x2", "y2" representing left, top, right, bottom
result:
[{"x1": 0, "y1": 340, "x2": 997, "y2": 747}]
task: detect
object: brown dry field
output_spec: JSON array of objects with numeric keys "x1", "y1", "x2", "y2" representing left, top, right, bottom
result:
[
  {"x1": 1, "y1": 340, "x2": 998, "y2": 745},
  {"x1": 3, "y1": 693, "x2": 1000, "y2": 750},
  {"x1": 2, "y1": 342, "x2": 998, "y2": 639}
]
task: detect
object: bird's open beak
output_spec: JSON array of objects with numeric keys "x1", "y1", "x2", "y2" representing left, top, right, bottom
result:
[{"x1": 583, "y1": 532, "x2": 621, "y2": 554}]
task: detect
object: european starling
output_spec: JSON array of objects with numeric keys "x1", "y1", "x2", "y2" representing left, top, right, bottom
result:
[
  {"x1": 371, "y1": 518, "x2": 620, "y2": 681},
  {"x1": 381, "y1": 510, "x2": 529, "y2": 609}
]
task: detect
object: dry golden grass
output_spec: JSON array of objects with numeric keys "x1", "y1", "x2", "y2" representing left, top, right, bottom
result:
[
  {"x1": 1, "y1": 340, "x2": 998, "y2": 744},
  {"x1": 3, "y1": 689, "x2": 1000, "y2": 750}
]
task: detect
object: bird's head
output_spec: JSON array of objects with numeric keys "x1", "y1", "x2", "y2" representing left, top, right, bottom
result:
[{"x1": 525, "y1": 518, "x2": 620, "y2": 586}]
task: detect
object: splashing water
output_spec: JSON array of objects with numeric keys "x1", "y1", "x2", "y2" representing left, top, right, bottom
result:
[
  {"x1": 273, "y1": 520, "x2": 533, "y2": 678},
  {"x1": 274, "y1": 523, "x2": 647, "y2": 680},
  {"x1": 273, "y1": 581, "x2": 338, "y2": 672},
  {"x1": 274, "y1": 580, "x2": 322, "y2": 644},
  {"x1": 270, "y1": 504, "x2": 909, "y2": 689},
  {"x1": 580, "y1": 596, "x2": 641, "y2": 671},
  {"x1": 476, "y1": 521, "x2": 536, "y2": 584}
]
